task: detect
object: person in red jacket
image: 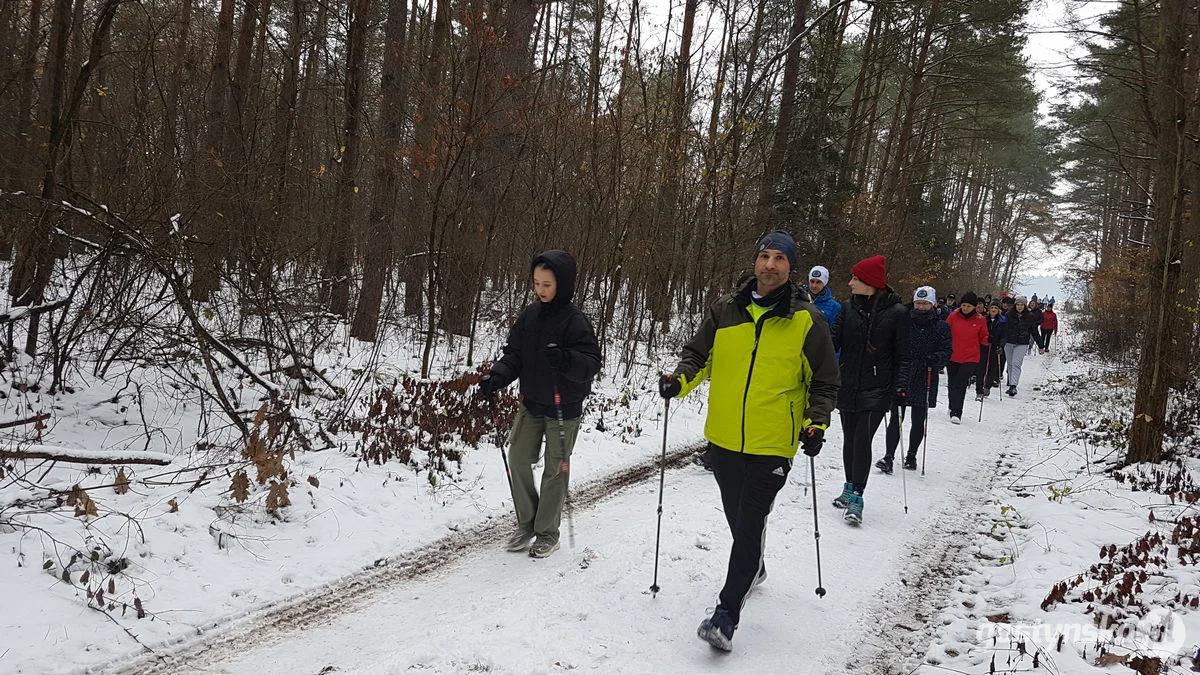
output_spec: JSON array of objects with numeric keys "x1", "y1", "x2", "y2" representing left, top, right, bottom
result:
[
  {"x1": 944, "y1": 291, "x2": 989, "y2": 424},
  {"x1": 1040, "y1": 302, "x2": 1059, "y2": 353}
]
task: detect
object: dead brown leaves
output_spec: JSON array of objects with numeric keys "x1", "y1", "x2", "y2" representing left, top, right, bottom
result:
[{"x1": 68, "y1": 485, "x2": 98, "y2": 517}]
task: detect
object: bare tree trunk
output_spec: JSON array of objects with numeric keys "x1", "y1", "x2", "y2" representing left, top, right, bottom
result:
[
  {"x1": 352, "y1": 0, "x2": 409, "y2": 341},
  {"x1": 755, "y1": 0, "x2": 809, "y2": 226},
  {"x1": 163, "y1": 0, "x2": 193, "y2": 178},
  {"x1": 881, "y1": 0, "x2": 940, "y2": 249},
  {"x1": 9, "y1": 0, "x2": 71, "y2": 341},
  {"x1": 192, "y1": 0, "x2": 236, "y2": 301},
  {"x1": 0, "y1": 0, "x2": 20, "y2": 257},
  {"x1": 225, "y1": 0, "x2": 259, "y2": 273},
  {"x1": 269, "y1": 0, "x2": 304, "y2": 253},
  {"x1": 649, "y1": 0, "x2": 698, "y2": 326},
  {"x1": 406, "y1": 0, "x2": 452, "y2": 319},
  {"x1": 326, "y1": 0, "x2": 372, "y2": 318},
  {"x1": 9, "y1": 0, "x2": 43, "y2": 193},
  {"x1": 12, "y1": 0, "x2": 121, "y2": 354}
]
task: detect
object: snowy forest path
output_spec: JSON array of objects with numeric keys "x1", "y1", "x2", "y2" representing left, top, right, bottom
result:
[
  {"x1": 98, "y1": 354, "x2": 1055, "y2": 675},
  {"x1": 94, "y1": 440, "x2": 704, "y2": 675}
]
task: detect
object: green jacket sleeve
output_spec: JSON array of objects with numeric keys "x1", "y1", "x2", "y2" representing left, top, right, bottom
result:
[{"x1": 801, "y1": 306, "x2": 840, "y2": 428}]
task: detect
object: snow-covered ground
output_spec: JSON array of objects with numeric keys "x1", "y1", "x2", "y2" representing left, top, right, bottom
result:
[{"x1": 6, "y1": 321, "x2": 1198, "y2": 675}]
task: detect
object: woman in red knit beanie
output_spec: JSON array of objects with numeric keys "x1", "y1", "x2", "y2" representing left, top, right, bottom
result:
[{"x1": 829, "y1": 255, "x2": 911, "y2": 525}]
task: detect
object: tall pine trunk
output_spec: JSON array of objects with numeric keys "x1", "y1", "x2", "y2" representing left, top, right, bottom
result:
[{"x1": 1128, "y1": 0, "x2": 1190, "y2": 464}]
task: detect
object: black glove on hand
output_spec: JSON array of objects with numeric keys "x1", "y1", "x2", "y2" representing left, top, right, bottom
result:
[
  {"x1": 894, "y1": 390, "x2": 908, "y2": 407},
  {"x1": 544, "y1": 344, "x2": 568, "y2": 371},
  {"x1": 476, "y1": 374, "x2": 497, "y2": 401},
  {"x1": 801, "y1": 427, "x2": 824, "y2": 457},
  {"x1": 658, "y1": 374, "x2": 682, "y2": 399}
]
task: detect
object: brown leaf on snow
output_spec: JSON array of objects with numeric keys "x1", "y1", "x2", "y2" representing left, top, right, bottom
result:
[
  {"x1": 986, "y1": 613, "x2": 1012, "y2": 623},
  {"x1": 1095, "y1": 652, "x2": 1128, "y2": 666},
  {"x1": 168, "y1": 498, "x2": 179, "y2": 513},
  {"x1": 1128, "y1": 656, "x2": 1161, "y2": 675},
  {"x1": 114, "y1": 468, "x2": 130, "y2": 495},
  {"x1": 231, "y1": 471, "x2": 250, "y2": 503},
  {"x1": 71, "y1": 485, "x2": 98, "y2": 517},
  {"x1": 307, "y1": 475, "x2": 320, "y2": 489},
  {"x1": 265, "y1": 481, "x2": 291, "y2": 513}
]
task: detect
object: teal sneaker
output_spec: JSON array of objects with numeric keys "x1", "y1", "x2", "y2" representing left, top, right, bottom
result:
[
  {"x1": 844, "y1": 494, "x2": 864, "y2": 525},
  {"x1": 832, "y1": 482, "x2": 854, "y2": 509}
]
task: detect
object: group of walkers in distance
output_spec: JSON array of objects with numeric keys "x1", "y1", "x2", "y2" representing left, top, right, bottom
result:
[{"x1": 472, "y1": 232, "x2": 1060, "y2": 652}]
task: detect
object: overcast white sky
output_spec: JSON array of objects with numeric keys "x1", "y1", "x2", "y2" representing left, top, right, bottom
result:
[{"x1": 1017, "y1": 1, "x2": 1108, "y2": 297}]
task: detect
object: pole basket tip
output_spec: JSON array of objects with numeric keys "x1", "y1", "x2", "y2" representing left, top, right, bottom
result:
[
  {"x1": 815, "y1": 587, "x2": 826, "y2": 597},
  {"x1": 650, "y1": 584, "x2": 660, "y2": 595}
]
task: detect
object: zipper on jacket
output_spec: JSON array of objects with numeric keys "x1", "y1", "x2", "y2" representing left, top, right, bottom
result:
[
  {"x1": 790, "y1": 408, "x2": 796, "y2": 446},
  {"x1": 740, "y1": 318, "x2": 767, "y2": 452}
]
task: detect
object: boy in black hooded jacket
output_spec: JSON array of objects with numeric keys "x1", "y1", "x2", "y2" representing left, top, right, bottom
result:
[{"x1": 478, "y1": 250, "x2": 602, "y2": 558}]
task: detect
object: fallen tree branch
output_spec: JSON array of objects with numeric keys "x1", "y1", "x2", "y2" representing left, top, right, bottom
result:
[
  {"x1": 0, "y1": 412, "x2": 51, "y2": 430},
  {"x1": 1, "y1": 445, "x2": 172, "y2": 465},
  {"x1": 0, "y1": 298, "x2": 71, "y2": 325}
]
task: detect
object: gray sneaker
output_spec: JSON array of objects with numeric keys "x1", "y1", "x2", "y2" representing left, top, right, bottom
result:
[
  {"x1": 529, "y1": 537, "x2": 560, "y2": 558},
  {"x1": 505, "y1": 530, "x2": 534, "y2": 552}
]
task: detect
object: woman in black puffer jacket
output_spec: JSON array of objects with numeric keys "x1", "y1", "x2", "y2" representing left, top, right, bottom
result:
[
  {"x1": 830, "y1": 255, "x2": 911, "y2": 524},
  {"x1": 1002, "y1": 295, "x2": 1040, "y2": 397}
]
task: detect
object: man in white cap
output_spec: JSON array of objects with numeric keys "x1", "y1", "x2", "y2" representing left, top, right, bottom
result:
[{"x1": 808, "y1": 265, "x2": 841, "y2": 328}]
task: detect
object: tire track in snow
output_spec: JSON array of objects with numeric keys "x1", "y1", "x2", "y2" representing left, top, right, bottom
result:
[
  {"x1": 836, "y1": 361, "x2": 1052, "y2": 674},
  {"x1": 838, "y1": 450, "x2": 1008, "y2": 674},
  {"x1": 90, "y1": 442, "x2": 704, "y2": 675}
]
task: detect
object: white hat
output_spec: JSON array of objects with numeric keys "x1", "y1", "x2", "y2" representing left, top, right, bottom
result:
[
  {"x1": 913, "y1": 286, "x2": 936, "y2": 303},
  {"x1": 809, "y1": 266, "x2": 830, "y2": 285}
]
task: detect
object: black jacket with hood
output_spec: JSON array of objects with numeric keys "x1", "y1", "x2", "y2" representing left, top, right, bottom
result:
[
  {"x1": 489, "y1": 250, "x2": 602, "y2": 419},
  {"x1": 831, "y1": 288, "x2": 912, "y2": 413}
]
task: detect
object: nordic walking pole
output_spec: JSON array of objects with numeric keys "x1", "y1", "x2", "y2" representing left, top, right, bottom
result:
[
  {"x1": 898, "y1": 406, "x2": 908, "y2": 515},
  {"x1": 552, "y1": 382, "x2": 575, "y2": 550},
  {"x1": 650, "y1": 394, "x2": 670, "y2": 596},
  {"x1": 977, "y1": 348, "x2": 990, "y2": 423},
  {"x1": 921, "y1": 368, "x2": 931, "y2": 476},
  {"x1": 808, "y1": 455, "x2": 826, "y2": 597},
  {"x1": 803, "y1": 452, "x2": 809, "y2": 496},
  {"x1": 489, "y1": 397, "x2": 516, "y2": 523}
]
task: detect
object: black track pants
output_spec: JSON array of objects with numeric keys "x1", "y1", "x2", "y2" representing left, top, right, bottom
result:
[
  {"x1": 706, "y1": 444, "x2": 791, "y2": 626},
  {"x1": 884, "y1": 405, "x2": 927, "y2": 462}
]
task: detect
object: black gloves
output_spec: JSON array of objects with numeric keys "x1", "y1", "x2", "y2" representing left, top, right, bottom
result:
[
  {"x1": 658, "y1": 374, "x2": 682, "y2": 399},
  {"x1": 801, "y1": 427, "x2": 824, "y2": 457},
  {"x1": 544, "y1": 343, "x2": 569, "y2": 371},
  {"x1": 476, "y1": 374, "x2": 498, "y2": 400},
  {"x1": 894, "y1": 390, "x2": 908, "y2": 407}
]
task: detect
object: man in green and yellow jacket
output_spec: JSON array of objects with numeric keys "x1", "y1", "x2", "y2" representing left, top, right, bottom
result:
[{"x1": 659, "y1": 231, "x2": 840, "y2": 652}]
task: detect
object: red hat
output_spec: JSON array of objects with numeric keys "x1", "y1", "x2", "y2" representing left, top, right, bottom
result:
[{"x1": 851, "y1": 255, "x2": 887, "y2": 289}]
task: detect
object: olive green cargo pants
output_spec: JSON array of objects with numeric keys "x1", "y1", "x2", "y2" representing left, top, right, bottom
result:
[{"x1": 508, "y1": 408, "x2": 580, "y2": 543}]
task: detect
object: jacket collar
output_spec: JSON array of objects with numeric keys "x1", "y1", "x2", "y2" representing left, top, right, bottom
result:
[{"x1": 734, "y1": 278, "x2": 798, "y2": 319}]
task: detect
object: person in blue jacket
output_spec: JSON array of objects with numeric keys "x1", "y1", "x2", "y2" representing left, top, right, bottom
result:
[
  {"x1": 808, "y1": 266, "x2": 842, "y2": 328},
  {"x1": 877, "y1": 285, "x2": 951, "y2": 473}
]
